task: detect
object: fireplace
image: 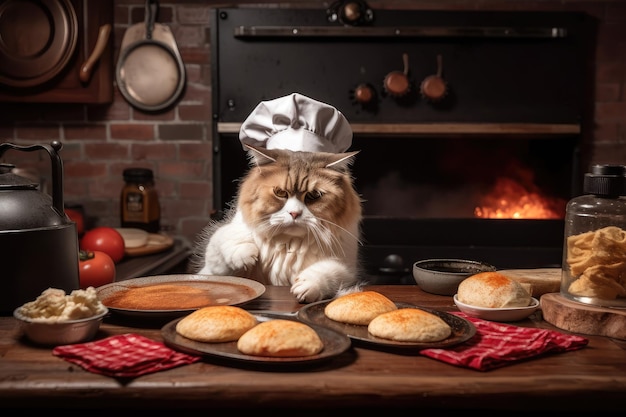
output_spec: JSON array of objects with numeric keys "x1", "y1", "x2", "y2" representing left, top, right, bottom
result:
[{"x1": 210, "y1": 4, "x2": 593, "y2": 283}]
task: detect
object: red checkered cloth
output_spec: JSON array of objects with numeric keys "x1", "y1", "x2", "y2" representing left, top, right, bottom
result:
[
  {"x1": 420, "y1": 312, "x2": 589, "y2": 371},
  {"x1": 52, "y1": 333, "x2": 201, "y2": 378}
]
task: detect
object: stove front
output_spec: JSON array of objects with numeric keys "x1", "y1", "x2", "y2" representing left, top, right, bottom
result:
[{"x1": 210, "y1": 5, "x2": 593, "y2": 283}]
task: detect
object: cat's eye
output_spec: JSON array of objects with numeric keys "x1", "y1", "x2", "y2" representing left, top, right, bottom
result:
[
  {"x1": 273, "y1": 187, "x2": 288, "y2": 198},
  {"x1": 305, "y1": 190, "x2": 323, "y2": 201}
]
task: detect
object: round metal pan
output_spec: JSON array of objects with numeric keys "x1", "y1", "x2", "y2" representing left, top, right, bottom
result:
[
  {"x1": 0, "y1": 0, "x2": 78, "y2": 88},
  {"x1": 116, "y1": 0, "x2": 185, "y2": 111}
]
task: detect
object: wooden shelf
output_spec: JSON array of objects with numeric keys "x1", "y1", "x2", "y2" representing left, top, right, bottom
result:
[{"x1": 218, "y1": 122, "x2": 580, "y2": 137}]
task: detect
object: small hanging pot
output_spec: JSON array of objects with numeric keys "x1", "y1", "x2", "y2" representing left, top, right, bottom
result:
[
  {"x1": 351, "y1": 83, "x2": 376, "y2": 105},
  {"x1": 383, "y1": 53, "x2": 411, "y2": 98},
  {"x1": 420, "y1": 54, "x2": 448, "y2": 102},
  {"x1": 116, "y1": 0, "x2": 185, "y2": 112}
]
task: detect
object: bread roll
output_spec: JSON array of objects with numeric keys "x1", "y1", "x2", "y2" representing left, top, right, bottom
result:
[
  {"x1": 175, "y1": 306, "x2": 258, "y2": 343},
  {"x1": 324, "y1": 291, "x2": 397, "y2": 325},
  {"x1": 368, "y1": 308, "x2": 452, "y2": 342},
  {"x1": 237, "y1": 319, "x2": 324, "y2": 357},
  {"x1": 457, "y1": 272, "x2": 532, "y2": 308}
]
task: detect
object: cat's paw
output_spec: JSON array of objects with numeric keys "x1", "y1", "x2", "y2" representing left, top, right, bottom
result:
[
  {"x1": 291, "y1": 261, "x2": 358, "y2": 303},
  {"x1": 226, "y1": 242, "x2": 259, "y2": 271},
  {"x1": 290, "y1": 270, "x2": 330, "y2": 303},
  {"x1": 290, "y1": 279, "x2": 323, "y2": 304}
]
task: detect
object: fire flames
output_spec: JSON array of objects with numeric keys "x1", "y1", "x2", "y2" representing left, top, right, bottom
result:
[{"x1": 474, "y1": 177, "x2": 566, "y2": 219}]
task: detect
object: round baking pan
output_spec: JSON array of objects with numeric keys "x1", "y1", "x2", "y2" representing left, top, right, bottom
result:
[{"x1": 0, "y1": 0, "x2": 78, "y2": 88}]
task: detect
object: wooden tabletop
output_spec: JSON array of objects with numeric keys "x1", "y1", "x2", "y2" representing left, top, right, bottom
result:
[{"x1": 2, "y1": 285, "x2": 625, "y2": 414}]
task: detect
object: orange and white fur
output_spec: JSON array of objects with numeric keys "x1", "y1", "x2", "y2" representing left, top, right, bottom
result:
[{"x1": 190, "y1": 144, "x2": 363, "y2": 303}]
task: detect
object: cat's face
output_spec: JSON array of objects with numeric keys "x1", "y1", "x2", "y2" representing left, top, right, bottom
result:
[{"x1": 237, "y1": 145, "x2": 362, "y2": 237}]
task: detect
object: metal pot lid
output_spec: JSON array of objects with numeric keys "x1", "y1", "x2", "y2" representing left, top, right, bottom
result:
[
  {"x1": 0, "y1": 172, "x2": 39, "y2": 190},
  {"x1": 0, "y1": 0, "x2": 78, "y2": 88}
]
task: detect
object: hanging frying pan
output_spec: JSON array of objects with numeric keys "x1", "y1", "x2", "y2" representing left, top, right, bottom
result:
[{"x1": 116, "y1": 0, "x2": 185, "y2": 112}]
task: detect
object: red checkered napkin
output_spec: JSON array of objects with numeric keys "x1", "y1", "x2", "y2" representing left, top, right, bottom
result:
[
  {"x1": 420, "y1": 312, "x2": 588, "y2": 371},
  {"x1": 52, "y1": 333, "x2": 201, "y2": 378}
]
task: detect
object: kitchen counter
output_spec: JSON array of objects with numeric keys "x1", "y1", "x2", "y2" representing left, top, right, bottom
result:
[
  {"x1": 1, "y1": 285, "x2": 625, "y2": 414},
  {"x1": 115, "y1": 237, "x2": 191, "y2": 280}
]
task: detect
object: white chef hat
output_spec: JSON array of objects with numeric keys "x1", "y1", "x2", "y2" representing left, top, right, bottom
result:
[{"x1": 239, "y1": 93, "x2": 352, "y2": 153}]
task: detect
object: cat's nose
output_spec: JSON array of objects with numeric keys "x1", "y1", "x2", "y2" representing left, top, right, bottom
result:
[{"x1": 289, "y1": 211, "x2": 301, "y2": 219}]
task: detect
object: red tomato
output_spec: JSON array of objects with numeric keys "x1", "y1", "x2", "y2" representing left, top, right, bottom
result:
[
  {"x1": 78, "y1": 250, "x2": 116, "y2": 289},
  {"x1": 80, "y1": 227, "x2": 126, "y2": 263},
  {"x1": 65, "y1": 208, "x2": 85, "y2": 235}
]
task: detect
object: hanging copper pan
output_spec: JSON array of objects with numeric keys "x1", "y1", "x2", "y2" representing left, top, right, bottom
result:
[
  {"x1": 383, "y1": 53, "x2": 411, "y2": 98},
  {"x1": 420, "y1": 54, "x2": 448, "y2": 102},
  {"x1": 0, "y1": 0, "x2": 78, "y2": 88}
]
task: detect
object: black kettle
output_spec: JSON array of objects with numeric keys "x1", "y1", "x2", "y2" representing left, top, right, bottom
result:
[{"x1": 0, "y1": 141, "x2": 79, "y2": 314}]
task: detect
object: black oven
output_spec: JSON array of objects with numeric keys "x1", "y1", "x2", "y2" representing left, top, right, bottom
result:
[{"x1": 210, "y1": 4, "x2": 593, "y2": 283}]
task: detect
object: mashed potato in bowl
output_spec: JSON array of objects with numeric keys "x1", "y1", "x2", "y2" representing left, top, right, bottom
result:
[{"x1": 16, "y1": 287, "x2": 107, "y2": 322}]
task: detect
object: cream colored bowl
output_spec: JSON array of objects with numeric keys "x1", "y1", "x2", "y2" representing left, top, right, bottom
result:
[{"x1": 453, "y1": 295, "x2": 539, "y2": 322}]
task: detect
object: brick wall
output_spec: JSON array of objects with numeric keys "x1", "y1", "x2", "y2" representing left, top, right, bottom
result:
[{"x1": 1, "y1": 0, "x2": 625, "y2": 247}]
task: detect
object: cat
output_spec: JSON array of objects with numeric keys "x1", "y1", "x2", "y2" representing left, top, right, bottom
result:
[{"x1": 189, "y1": 144, "x2": 364, "y2": 303}]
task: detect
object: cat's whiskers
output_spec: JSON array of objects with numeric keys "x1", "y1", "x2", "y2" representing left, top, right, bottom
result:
[
  {"x1": 302, "y1": 218, "x2": 359, "y2": 260},
  {"x1": 257, "y1": 216, "x2": 346, "y2": 258},
  {"x1": 317, "y1": 217, "x2": 363, "y2": 246},
  {"x1": 303, "y1": 223, "x2": 339, "y2": 258}
]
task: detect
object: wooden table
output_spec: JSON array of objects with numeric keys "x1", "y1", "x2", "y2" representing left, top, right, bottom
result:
[{"x1": 1, "y1": 285, "x2": 625, "y2": 415}]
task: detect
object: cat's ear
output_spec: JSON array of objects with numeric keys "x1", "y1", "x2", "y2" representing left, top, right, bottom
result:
[
  {"x1": 326, "y1": 150, "x2": 360, "y2": 171},
  {"x1": 244, "y1": 144, "x2": 278, "y2": 166}
]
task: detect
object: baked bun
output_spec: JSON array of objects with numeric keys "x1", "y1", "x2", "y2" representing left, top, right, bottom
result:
[
  {"x1": 324, "y1": 291, "x2": 397, "y2": 325},
  {"x1": 175, "y1": 306, "x2": 258, "y2": 343},
  {"x1": 237, "y1": 319, "x2": 324, "y2": 357},
  {"x1": 368, "y1": 308, "x2": 452, "y2": 342},
  {"x1": 457, "y1": 272, "x2": 532, "y2": 308}
]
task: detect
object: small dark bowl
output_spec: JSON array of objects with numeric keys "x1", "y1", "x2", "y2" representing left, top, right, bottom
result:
[{"x1": 412, "y1": 259, "x2": 496, "y2": 296}]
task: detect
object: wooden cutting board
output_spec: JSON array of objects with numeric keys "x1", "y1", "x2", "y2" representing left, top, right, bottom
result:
[
  {"x1": 124, "y1": 233, "x2": 174, "y2": 257},
  {"x1": 541, "y1": 293, "x2": 626, "y2": 340},
  {"x1": 497, "y1": 268, "x2": 562, "y2": 297}
]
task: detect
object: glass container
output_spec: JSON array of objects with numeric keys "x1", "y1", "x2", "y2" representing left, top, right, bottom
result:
[
  {"x1": 120, "y1": 168, "x2": 160, "y2": 233},
  {"x1": 560, "y1": 165, "x2": 626, "y2": 308}
]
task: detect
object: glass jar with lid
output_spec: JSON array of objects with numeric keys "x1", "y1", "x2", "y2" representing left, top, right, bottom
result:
[
  {"x1": 560, "y1": 164, "x2": 626, "y2": 308},
  {"x1": 120, "y1": 168, "x2": 160, "y2": 233}
]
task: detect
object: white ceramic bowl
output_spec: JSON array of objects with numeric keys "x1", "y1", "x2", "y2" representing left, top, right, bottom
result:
[
  {"x1": 413, "y1": 259, "x2": 496, "y2": 295},
  {"x1": 453, "y1": 295, "x2": 540, "y2": 322},
  {"x1": 13, "y1": 308, "x2": 108, "y2": 346}
]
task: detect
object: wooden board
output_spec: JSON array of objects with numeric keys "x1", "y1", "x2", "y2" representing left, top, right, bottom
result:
[
  {"x1": 541, "y1": 292, "x2": 626, "y2": 340},
  {"x1": 497, "y1": 268, "x2": 562, "y2": 297},
  {"x1": 124, "y1": 233, "x2": 174, "y2": 257}
]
